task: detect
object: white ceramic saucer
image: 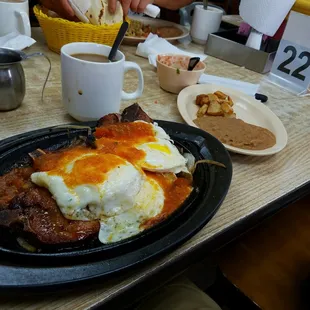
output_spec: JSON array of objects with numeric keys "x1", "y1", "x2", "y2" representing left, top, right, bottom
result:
[{"x1": 177, "y1": 84, "x2": 288, "y2": 156}]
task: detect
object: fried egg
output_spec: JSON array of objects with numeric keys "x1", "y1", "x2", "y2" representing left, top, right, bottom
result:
[
  {"x1": 99, "y1": 177, "x2": 164, "y2": 243},
  {"x1": 135, "y1": 122, "x2": 188, "y2": 174},
  {"x1": 31, "y1": 150, "x2": 166, "y2": 243},
  {"x1": 31, "y1": 153, "x2": 144, "y2": 220},
  {"x1": 137, "y1": 139, "x2": 188, "y2": 174},
  {"x1": 31, "y1": 120, "x2": 192, "y2": 244},
  {"x1": 95, "y1": 121, "x2": 189, "y2": 174}
]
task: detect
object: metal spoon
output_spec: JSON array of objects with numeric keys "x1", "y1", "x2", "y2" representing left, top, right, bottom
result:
[
  {"x1": 203, "y1": 0, "x2": 208, "y2": 10},
  {"x1": 187, "y1": 57, "x2": 200, "y2": 71},
  {"x1": 108, "y1": 21, "x2": 129, "y2": 62}
]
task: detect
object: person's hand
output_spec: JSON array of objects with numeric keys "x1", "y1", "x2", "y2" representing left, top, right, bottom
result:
[
  {"x1": 109, "y1": 0, "x2": 154, "y2": 15},
  {"x1": 40, "y1": 0, "x2": 78, "y2": 21}
]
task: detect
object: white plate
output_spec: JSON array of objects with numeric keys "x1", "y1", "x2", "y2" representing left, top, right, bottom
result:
[
  {"x1": 177, "y1": 84, "x2": 288, "y2": 156},
  {"x1": 124, "y1": 16, "x2": 189, "y2": 45}
]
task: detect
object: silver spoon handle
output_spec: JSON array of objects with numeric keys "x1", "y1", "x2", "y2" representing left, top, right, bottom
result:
[
  {"x1": 108, "y1": 21, "x2": 129, "y2": 62},
  {"x1": 203, "y1": 0, "x2": 208, "y2": 10}
]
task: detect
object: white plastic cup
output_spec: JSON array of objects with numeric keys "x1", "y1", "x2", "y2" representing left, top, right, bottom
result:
[{"x1": 190, "y1": 5, "x2": 223, "y2": 45}]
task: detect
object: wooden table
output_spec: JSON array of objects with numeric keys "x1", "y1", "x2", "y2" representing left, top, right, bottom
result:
[
  {"x1": 1, "y1": 27, "x2": 310, "y2": 309},
  {"x1": 222, "y1": 15, "x2": 243, "y2": 26}
]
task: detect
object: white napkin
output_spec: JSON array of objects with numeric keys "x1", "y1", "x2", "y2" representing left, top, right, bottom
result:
[
  {"x1": 0, "y1": 32, "x2": 36, "y2": 50},
  {"x1": 199, "y1": 74, "x2": 259, "y2": 96},
  {"x1": 240, "y1": 0, "x2": 295, "y2": 36},
  {"x1": 136, "y1": 33, "x2": 207, "y2": 61}
]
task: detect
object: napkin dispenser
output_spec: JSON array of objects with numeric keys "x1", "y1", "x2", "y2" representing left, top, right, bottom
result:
[{"x1": 204, "y1": 29, "x2": 279, "y2": 73}]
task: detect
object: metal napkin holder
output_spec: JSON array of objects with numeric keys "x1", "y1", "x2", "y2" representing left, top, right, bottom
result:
[{"x1": 204, "y1": 29, "x2": 280, "y2": 74}]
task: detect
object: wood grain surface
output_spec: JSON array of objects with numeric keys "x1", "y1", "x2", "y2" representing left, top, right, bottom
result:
[
  {"x1": 1, "y1": 27, "x2": 310, "y2": 309},
  {"x1": 219, "y1": 195, "x2": 310, "y2": 310},
  {"x1": 222, "y1": 15, "x2": 243, "y2": 26}
]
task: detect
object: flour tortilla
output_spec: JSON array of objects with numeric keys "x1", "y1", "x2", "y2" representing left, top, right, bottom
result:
[
  {"x1": 68, "y1": 0, "x2": 90, "y2": 23},
  {"x1": 69, "y1": 0, "x2": 123, "y2": 25},
  {"x1": 86, "y1": 0, "x2": 123, "y2": 25}
]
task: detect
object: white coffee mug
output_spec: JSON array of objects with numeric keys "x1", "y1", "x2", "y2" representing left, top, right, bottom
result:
[
  {"x1": 190, "y1": 5, "x2": 223, "y2": 45},
  {"x1": 61, "y1": 42, "x2": 144, "y2": 121},
  {"x1": 0, "y1": 0, "x2": 31, "y2": 37}
]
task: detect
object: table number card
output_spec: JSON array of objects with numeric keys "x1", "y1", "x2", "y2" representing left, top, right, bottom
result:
[{"x1": 269, "y1": 11, "x2": 310, "y2": 95}]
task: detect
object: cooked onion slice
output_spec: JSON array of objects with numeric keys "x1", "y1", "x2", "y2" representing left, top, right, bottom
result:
[
  {"x1": 53, "y1": 125, "x2": 97, "y2": 149},
  {"x1": 17, "y1": 237, "x2": 36, "y2": 252},
  {"x1": 183, "y1": 152, "x2": 226, "y2": 175},
  {"x1": 28, "y1": 148, "x2": 46, "y2": 160},
  {"x1": 193, "y1": 159, "x2": 226, "y2": 173},
  {"x1": 53, "y1": 125, "x2": 93, "y2": 136},
  {"x1": 183, "y1": 152, "x2": 195, "y2": 173}
]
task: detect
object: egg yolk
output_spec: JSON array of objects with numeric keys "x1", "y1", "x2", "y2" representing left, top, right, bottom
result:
[{"x1": 147, "y1": 143, "x2": 171, "y2": 154}]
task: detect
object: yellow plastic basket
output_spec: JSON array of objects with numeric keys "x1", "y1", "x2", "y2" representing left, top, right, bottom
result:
[
  {"x1": 34, "y1": 5, "x2": 124, "y2": 54},
  {"x1": 292, "y1": 0, "x2": 310, "y2": 16}
]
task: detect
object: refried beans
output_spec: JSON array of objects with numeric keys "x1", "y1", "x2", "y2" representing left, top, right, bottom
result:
[{"x1": 194, "y1": 116, "x2": 276, "y2": 150}]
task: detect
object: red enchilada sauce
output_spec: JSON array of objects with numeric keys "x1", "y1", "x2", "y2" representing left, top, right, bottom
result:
[{"x1": 142, "y1": 172, "x2": 192, "y2": 229}]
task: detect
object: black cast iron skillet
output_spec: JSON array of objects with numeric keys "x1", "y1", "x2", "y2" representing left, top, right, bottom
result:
[{"x1": 0, "y1": 120, "x2": 232, "y2": 292}]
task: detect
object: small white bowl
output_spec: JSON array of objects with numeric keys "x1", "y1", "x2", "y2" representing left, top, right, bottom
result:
[{"x1": 156, "y1": 54, "x2": 206, "y2": 94}]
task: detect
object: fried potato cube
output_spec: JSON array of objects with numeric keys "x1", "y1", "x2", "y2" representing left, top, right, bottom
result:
[
  {"x1": 196, "y1": 94, "x2": 204, "y2": 106},
  {"x1": 197, "y1": 104, "x2": 208, "y2": 117},
  {"x1": 208, "y1": 93, "x2": 219, "y2": 102},
  {"x1": 221, "y1": 101, "x2": 234, "y2": 115},
  {"x1": 196, "y1": 94, "x2": 209, "y2": 106},
  {"x1": 218, "y1": 99, "x2": 227, "y2": 105},
  {"x1": 213, "y1": 91, "x2": 234, "y2": 106},
  {"x1": 200, "y1": 96, "x2": 210, "y2": 106},
  {"x1": 207, "y1": 101, "x2": 224, "y2": 116},
  {"x1": 224, "y1": 112, "x2": 236, "y2": 118},
  {"x1": 214, "y1": 91, "x2": 228, "y2": 100},
  {"x1": 196, "y1": 92, "x2": 235, "y2": 118},
  {"x1": 227, "y1": 96, "x2": 234, "y2": 106}
]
